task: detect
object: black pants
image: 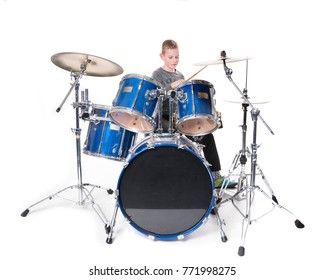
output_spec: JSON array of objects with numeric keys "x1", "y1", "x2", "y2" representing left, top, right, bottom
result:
[
  {"x1": 188, "y1": 133, "x2": 221, "y2": 172},
  {"x1": 161, "y1": 114, "x2": 221, "y2": 172}
]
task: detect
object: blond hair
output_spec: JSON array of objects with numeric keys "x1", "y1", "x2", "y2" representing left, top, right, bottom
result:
[{"x1": 161, "y1": 39, "x2": 179, "y2": 54}]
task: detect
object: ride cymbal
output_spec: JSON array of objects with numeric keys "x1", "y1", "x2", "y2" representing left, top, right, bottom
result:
[
  {"x1": 194, "y1": 56, "x2": 251, "y2": 66},
  {"x1": 51, "y1": 52, "x2": 124, "y2": 77},
  {"x1": 224, "y1": 98, "x2": 269, "y2": 105}
]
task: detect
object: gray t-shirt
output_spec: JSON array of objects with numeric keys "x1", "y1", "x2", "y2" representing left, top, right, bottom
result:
[
  {"x1": 152, "y1": 67, "x2": 185, "y2": 91},
  {"x1": 152, "y1": 67, "x2": 185, "y2": 117}
]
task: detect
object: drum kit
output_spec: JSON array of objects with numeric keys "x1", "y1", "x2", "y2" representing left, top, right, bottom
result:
[{"x1": 21, "y1": 50, "x2": 304, "y2": 256}]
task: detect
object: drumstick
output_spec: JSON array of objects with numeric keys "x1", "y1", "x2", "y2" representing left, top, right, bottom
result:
[{"x1": 185, "y1": 65, "x2": 208, "y2": 82}]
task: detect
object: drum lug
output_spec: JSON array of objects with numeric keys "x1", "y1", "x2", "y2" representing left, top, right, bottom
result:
[
  {"x1": 176, "y1": 89, "x2": 187, "y2": 103},
  {"x1": 195, "y1": 143, "x2": 205, "y2": 153},
  {"x1": 203, "y1": 159, "x2": 212, "y2": 168},
  {"x1": 177, "y1": 235, "x2": 185, "y2": 240},
  {"x1": 177, "y1": 144, "x2": 186, "y2": 150},
  {"x1": 148, "y1": 144, "x2": 155, "y2": 149},
  {"x1": 148, "y1": 235, "x2": 155, "y2": 241},
  {"x1": 202, "y1": 217, "x2": 209, "y2": 225},
  {"x1": 145, "y1": 89, "x2": 159, "y2": 100},
  {"x1": 146, "y1": 139, "x2": 155, "y2": 149}
]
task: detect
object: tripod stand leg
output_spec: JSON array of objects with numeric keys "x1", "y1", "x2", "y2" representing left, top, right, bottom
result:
[
  {"x1": 21, "y1": 184, "x2": 115, "y2": 242},
  {"x1": 247, "y1": 156, "x2": 305, "y2": 229},
  {"x1": 213, "y1": 205, "x2": 228, "y2": 242},
  {"x1": 211, "y1": 194, "x2": 228, "y2": 242},
  {"x1": 255, "y1": 185, "x2": 305, "y2": 228},
  {"x1": 83, "y1": 185, "x2": 109, "y2": 225},
  {"x1": 106, "y1": 197, "x2": 119, "y2": 244},
  {"x1": 238, "y1": 186, "x2": 254, "y2": 256},
  {"x1": 21, "y1": 186, "x2": 76, "y2": 217}
]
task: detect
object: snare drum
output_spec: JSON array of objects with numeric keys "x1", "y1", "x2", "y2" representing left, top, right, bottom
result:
[
  {"x1": 176, "y1": 80, "x2": 218, "y2": 136},
  {"x1": 83, "y1": 104, "x2": 137, "y2": 161},
  {"x1": 109, "y1": 74, "x2": 161, "y2": 133},
  {"x1": 117, "y1": 134, "x2": 215, "y2": 240}
]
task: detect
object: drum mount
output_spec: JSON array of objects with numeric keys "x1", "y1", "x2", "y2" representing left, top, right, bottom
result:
[
  {"x1": 215, "y1": 51, "x2": 305, "y2": 256},
  {"x1": 21, "y1": 70, "x2": 113, "y2": 240}
]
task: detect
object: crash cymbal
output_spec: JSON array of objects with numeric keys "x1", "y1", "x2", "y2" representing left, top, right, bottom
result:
[
  {"x1": 194, "y1": 56, "x2": 251, "y2": 66},
  {"x1": 51, "y1": 52, "x2": 123, "y2": 77}
]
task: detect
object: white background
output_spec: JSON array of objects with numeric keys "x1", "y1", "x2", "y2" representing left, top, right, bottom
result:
[{"x1": 1, "y1": 0, "x2": 324, "y2": 279}]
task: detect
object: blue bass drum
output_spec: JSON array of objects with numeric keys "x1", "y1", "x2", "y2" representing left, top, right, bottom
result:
[
  {"x1": 176, "y1": 80, "x2": 218, "y2": 136},
  {"x1": 117, "y1": 134, "x2": 215, "y2": 240},
  {"x1": 83, "y1": 104, "x2": 137, "y2": 161},
  {"x1": 109, "y1": 74, "x2": 161, "y2": 133}
]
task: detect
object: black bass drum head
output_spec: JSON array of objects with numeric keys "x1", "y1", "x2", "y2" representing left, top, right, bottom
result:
[{"x1": 117, "y1": 142, "x2": 214, "y2": 240}]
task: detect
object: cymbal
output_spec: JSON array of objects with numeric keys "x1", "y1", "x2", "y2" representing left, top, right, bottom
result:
[
  {"x1": 224, "y1": 98, "x2": 269, "y2": 105},
  {"x1": 194, "y1": 56, "x2": 251, "y2": 66},
  {"x1": 51, "y1": 52, "x2": 123, "y2": 77}
]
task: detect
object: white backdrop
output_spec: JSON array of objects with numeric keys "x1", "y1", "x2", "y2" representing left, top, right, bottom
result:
[{"x1": 1, "y1": 0, "x2": 324, "y2": 279}]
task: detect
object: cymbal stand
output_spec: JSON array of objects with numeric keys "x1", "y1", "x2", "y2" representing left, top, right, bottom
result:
[
  {"x1": 216, "y1": 52, "x2": 304, "y2": 256},
  {"x1": 21, "y1": 67, "x2": 113, "y2": 241}
]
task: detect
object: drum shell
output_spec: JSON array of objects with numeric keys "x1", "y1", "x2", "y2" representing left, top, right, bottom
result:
[
  {"x1": 109, "y1": 74, "x2": 161, "y2": 133},
  {"x1": 83, "y1": 105, "x2": 136, "y2": 161},
  {"x1": 176, "y1": 80, "x2": 218, "y2": 136}
]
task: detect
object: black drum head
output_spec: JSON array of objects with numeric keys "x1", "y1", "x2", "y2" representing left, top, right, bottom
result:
[{"x1": 118, "y1": 145, "x2": 214, "y2": 239}]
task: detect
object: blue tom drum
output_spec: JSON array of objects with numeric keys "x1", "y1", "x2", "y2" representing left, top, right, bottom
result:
[
  {"x1": 109, "y1": 74, "x2": 161, "y2": 133},
  {"x1": 176, "y1": 80, "x2": 218, "y2": 136},
  {"x1": 83, "y1": 104, "x2": 137, "y2": 161}
]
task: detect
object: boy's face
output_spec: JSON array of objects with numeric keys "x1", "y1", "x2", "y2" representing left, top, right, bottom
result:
[{"x1": 160, "y1": 48, "x2": 180, "y2": 71}]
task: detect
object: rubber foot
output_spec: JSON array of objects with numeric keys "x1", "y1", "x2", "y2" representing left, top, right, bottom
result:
[
  {"x1": 105, "y1": 225, "x2": 111, "y2": 234},
  {"x1": 21, "y1": 209, "x2": 29, "y2": 217},
  {"x1": 221, "y1": 236, "x2": 228, "y2": 243},
  {"x1": 238, "y1": 246, "x2": 245, "y2": 256},
  {"x1": 216, "y1": 197, "x2": 222, "y2": 204},
  {"x1": 107, "y1": 189, "x2": 114, "y2": 195},
  {"x1": 106, "y1": 237, "x2": 113, "y2": 244},
  {"x1": 295, "y1": 219, "x2": 305, "y2": 229},
  {"x1": 272, "y1": 195, "x2": 278, "y2": 204}
]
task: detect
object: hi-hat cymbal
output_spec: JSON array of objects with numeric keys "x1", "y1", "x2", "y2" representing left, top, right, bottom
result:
[
  {"x1": 194, "y1": 56, "x2": 251, "y2": 66},
  {"x1": 224, "y1": 98, "x2": 269, "y2": 105},
  {"x1": 51, "y1": 52, "x2": 124, "y2": 77}
]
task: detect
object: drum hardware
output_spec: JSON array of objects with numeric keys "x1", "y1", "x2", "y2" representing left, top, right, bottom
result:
[
  {"x1": 21, "y1": 52, "x2": 124, "y2": 241},
  {"x1": 145, "y1": 88, "x2": 162, "y2": 100},
  {"x1": 167, "y1": 90, "x2": 177, "y2": 134},
  {"x1": 71, "y1": 89, "x2": 92, "y2": 120},
  {"x1": 80, "y1": 89, "x2": 91, "y2": 120},
  {"x1": 156, "y1": 92, "x2": 165, "y2": 134},
  {"x1": 154, "y1": 89, "x2": 177, "y2": 134},
  {"x1": 215, "y1": 51, "x2": 304, "y2": 256},
  {"x1": 176, "y1": 88, "x2": 188, "y2": 103}
]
